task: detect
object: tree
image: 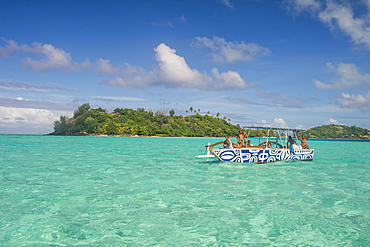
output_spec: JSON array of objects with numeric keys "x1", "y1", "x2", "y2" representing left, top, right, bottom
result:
[
  {"x1": 155, "y1": 109, "x2": 167, "y2": 116},
  {"x1": 106, "y1": 119, "x2": 118, "y2": 135},
  {"x1": 84, "y1": 117, "x2": 98, "y2": 133},
  {"x1": 73, "y1": 103, "x2": 90, "y2": 118},
  {"x1": 52, "y1": 115, "x2": 69, "y2": 135},
  {"x1": 169, "y1": 109, "x2": 175, "y2": 117}
]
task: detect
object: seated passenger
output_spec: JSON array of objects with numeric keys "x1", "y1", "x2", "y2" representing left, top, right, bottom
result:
[
  {"x1": 246, "y1": 140, "x2": 252, "y2": 147},
  {"x1": 298, "y1": 133, "x2": 310, "y2": 149},
  {"x1": 223, "y1": 136, "x2": 232, "y2": 148}
]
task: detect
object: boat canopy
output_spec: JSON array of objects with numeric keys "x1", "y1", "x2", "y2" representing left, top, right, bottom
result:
[
  {"x1": 243, "y1": 126, "x2": 305, "y2": 132},
  {"x1": 242, "y1": 126, "x2": 307, "y2": 147}
]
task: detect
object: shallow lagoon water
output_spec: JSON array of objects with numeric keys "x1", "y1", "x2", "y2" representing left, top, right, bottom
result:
[{"x1": 0, "y1": 134, "x2": 369, "y2": 246}]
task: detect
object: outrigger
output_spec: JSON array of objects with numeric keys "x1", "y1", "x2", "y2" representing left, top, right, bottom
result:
[{"x1": 196, "y1": 127, "x2": 314, "y2": 163}]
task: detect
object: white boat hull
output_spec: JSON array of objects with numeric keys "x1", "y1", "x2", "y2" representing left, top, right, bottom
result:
[
  {"x1": 195, "y1": 154, "x2": 216, "y2": 159},
  {"x1": 195, "y1": 143, "x2": 216, "y2": 159},
  {"x1": 211, "y1": 147, "x2": 314, "y2": 163}
]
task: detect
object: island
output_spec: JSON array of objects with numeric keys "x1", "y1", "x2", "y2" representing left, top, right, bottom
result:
[{"x1": 50, "y1": 103, "x2": 370, "y2": 139}]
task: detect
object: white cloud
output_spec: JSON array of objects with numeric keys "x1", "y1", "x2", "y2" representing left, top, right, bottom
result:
[
  {"x1": 192, "y1": 36, "x2": 271, "y2": 63},
  {"x1": 323, "y1": 117, "x2": 340, "y2": 125},
  {"x1": 0, "y1": 38, "x2": 91, "y2": 72},
  {"x1": 284, "y1": 0, "x2": 321, "y2": 13},
  {"x1": 337, "y1": 91, "x2": 370, "y2": 111},
  {"x1": 0, "y1": 38, "x2": 33, "y2": 56},
  {"x1": 295, "y1": 124, "x2": 304, "y2": 129},
  {"x1": 313, "y1": 79, "x2": 332, "y2": 89},
  {"x1": 180, "y1": 14, "x2": 187, "y2": 24},
  {"x1": 253, "y1": 118, "x2": 290, "y2": 129},
  {"x1": 0, "y1": 106, "x2": 71, "y2": 132},
  {"x1": 273, "y1": 118, "x2": 289, "y2": 128},
  {"x1": 219, "y1": 0, "x2": 234, "y2": 9},
  {"x1": 305, "y1": 104, "x2": 350, "y2": 113},
  {"x1": 285, "y1": 1, "x2": 370, "y2": 50},
  {"x1": 318, "y1": 1, "x2": 370, "y2": 49},
  {"x1": 154, "y1": 43, "x2": 208, "y2": 88},
  {"x1": 313, "y1": 62, "x2": 370, "y2": 89},
  {"x1": 151, "y1": 15, "x2": 188, "y2": 27},
  {"x1": 101, "y1": 43, "x2": 255, "y2": 90},
  {"x1": 211, "y1": 68, "x2": 258, "y2": 89},
  {"x1": 102, "y1": 63, "x2": 156, "y2": 89},
  {"x1": 0, "y1": 97, "x2": 75, "y2": 111},
  {"x1": 257, "y1": 92, "x2": 304, "y2": 108},
  {"x1": 0, "y1": 79, "x2": 69, "y2": 92},
  {"x1": 96, "y1": 58, "x2": 120, "y2": 74},
  {"x1": 151, "y1": 20, "x2": 174, "y2": 28}
]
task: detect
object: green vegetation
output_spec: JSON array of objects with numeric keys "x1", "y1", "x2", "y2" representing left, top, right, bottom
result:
[
  {"x1": 51, "y1": 104, "x2": 370, "y2": 139},
  {"x1": 302, "y1": 125, "x2": 370, "y2": 139},
  {"x1": 50, "y1": 103, "x2": 242, "y2": 137}
]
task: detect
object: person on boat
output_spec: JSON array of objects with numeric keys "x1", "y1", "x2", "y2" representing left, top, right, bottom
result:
[
  {"x1": 298, "y1": 133, "x2": 310, "y2": 149},
  {"x1": 246, "y1": 140, "x2": 252, "y2": 147},
  {"x1": 242, "y1": 133, "x2": 249, "y2": 147},
  {"x1": 237, "y1": 130, "x2": 244, "y2": 147},
  {"x1": 287, "y1": 136, "x2": 296, "y2": 154},
  {"x1": 223, "y1": 136, "x2": 232, "y2": 148},
  {"x1": 258, "y1": 140, "x2": 272, "y2": 148}
]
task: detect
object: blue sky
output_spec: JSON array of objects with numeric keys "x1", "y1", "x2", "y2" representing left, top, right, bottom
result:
[{"x1": 1, "y1": 0, "x2": 370, "y2": 133}]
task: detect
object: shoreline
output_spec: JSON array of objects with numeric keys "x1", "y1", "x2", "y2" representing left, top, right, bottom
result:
[
  {"x1": 2, "y1": 132, "x2": 369, "y2": 140},
  {"x1": 46, "y1": 133, "x2": 370, "y2": 140}
]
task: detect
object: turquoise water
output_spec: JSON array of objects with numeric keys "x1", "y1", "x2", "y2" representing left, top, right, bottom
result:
[{"x1": 0, "y1": 134, "x2": 369, "y2": 246}]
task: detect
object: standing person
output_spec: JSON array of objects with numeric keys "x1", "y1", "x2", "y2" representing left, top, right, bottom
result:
[
  {"x1": 237, "y1": 130, "x2": 244, "y2": 147},
  {"x1": 287, "y1": 136, "x2": 296, "y2": 154},
  {"x1": 243, "y1": 133, "x2": 249, "y2": 147}
]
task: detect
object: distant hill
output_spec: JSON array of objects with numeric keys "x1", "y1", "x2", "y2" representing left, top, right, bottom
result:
[
  {"x1": 50, "y1": 103, "x2": 242, "y2": 137},
  {"x1": 50, "y1": 104, "x2": 370, "y2": 139},
  {"x1": 302, "y1": 125, "x2": 370, "y2": 139}
]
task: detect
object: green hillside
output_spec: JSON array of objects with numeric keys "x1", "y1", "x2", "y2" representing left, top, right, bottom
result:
[
  {"x1": 50, "y1": 104, "x2": 370, "y2": 139},
  {"x1": 50, "y1": 103, "x2": 243, "y2": 137},
  {"x1": 302, "y1": 125, "x2": 370, "y2": 139}
]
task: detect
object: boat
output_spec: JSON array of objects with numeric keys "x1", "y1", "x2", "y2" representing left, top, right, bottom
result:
[
  {"x1": 196, "y1": 127, "x2": 314, "y2": 163},
  {"x1": 195, "y1": 143, "x2": 215, "y2": 158}
]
